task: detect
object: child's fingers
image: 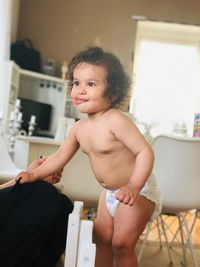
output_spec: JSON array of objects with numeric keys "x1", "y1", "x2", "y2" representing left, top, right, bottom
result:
[
  {"x1": 121, "y1": 194, "x2": 131, "y2": 204},
  {"x1": 15, "y1": 176, "x2": 27, "y2": 184},
  {"x1": 52, "y1": 174, "x2": 61, "y2": 183},
  {"x1": 15, "y1": 176, "x2": 22, "y2": 183},
  {"x1": 128, "y1": 197, "x2": 135, "y2": 206},
  {"x1": 115, "y1": 190, "x2": 124, "y2": 202},
  {"x1": 128, "y1": 193, "x2": 139, "y2": 206},
  {"x1": 38, "y1": 156, "x2": 47, "y2": 164},
  {"x1": 15, "y1": 171, "x2": 31, "y2": 184},
  {"x1": 116, "y1": 189, "x2": 136, "y2": 205}
]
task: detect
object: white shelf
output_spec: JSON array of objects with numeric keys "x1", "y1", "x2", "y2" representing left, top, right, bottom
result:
[
  {"x1": 16, "y1": 135, "x2": 62, "y2": 145},
  {"x1": 3, "y1": 61, "x2": 74, "y2": 137},
  {"x1": 20, "y1": 68, "x2": 69, "y2": 84}
]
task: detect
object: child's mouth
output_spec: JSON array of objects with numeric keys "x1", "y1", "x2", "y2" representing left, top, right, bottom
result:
[{"x1": 72, "y1": 99, "x2": 87, "y2": 105}]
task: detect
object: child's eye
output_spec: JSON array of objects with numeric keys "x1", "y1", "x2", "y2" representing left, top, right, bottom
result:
[
  {"x1": 88, "y1": 82, "x2": 95, "y2": 87},
  {"x1": 73, "y1": 81, "x2": 79, "y2": 86}
]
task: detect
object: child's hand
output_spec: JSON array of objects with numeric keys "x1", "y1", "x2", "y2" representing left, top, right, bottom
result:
[
  {"x1": 28, "y1": 157, "x2": 63, "y2": 184},
  {"x1": 115, "y1": 184, "x2": 140, "y2": 206},
  {"x1": 15, "y1": 171, "x2": 35, "y2": 184},
  {"x1": 43, "y1": 171, "x2": 63, "y2": 184}
]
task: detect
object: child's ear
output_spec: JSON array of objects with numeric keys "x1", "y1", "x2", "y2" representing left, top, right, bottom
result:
[{"x1": 109, "y1": 94, "x2": 118, "y2": 106}]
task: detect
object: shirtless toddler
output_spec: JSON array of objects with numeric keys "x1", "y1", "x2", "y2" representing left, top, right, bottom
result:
[{"x1": 16, "y1": 47, "x2": 161, "y2": 267}]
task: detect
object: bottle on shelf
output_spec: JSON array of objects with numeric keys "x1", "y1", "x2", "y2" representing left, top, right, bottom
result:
[
  {"x1": 43, "y1": 59, "x2": 56, "y2": 76},
  {"x1": 61, "y1": 61, "x2": 68, "y2": 80}
]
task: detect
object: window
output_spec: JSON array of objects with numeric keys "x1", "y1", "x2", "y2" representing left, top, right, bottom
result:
[{"x1": 129, "y1": 21, "x2": 200, "y2": 137}]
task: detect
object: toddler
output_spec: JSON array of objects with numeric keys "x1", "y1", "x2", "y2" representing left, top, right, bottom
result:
[{"x1": 16, "y1": 47, "x2": 161, "y2": 267}]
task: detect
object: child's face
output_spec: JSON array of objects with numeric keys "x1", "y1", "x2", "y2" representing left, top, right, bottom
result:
[{"x1": 71, "y1": 63, "x2": 111, "y2": 115}]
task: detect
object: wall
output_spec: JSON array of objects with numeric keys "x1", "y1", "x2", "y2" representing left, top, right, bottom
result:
[
  {"x1": 16, "y1": 0, "x2": 200, "y2": 110},
  {"x1": 11, "y1": 0, "x2": 21, "y2": 42}
]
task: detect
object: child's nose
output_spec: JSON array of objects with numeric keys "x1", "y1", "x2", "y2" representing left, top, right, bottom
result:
[{"x1": 78, "y1": 86, "x2": 86, "y2": 94}]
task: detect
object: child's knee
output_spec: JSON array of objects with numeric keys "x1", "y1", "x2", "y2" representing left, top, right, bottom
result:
[
  {"x1": 112, "y1": 237, "x2": 125, "y2": 251},
  {"x1": 112, "y1": 235, "x2": 136, "y2": 252},
  {"x1": 94, "y1": 223, "x2": 112, "y2": 245}
]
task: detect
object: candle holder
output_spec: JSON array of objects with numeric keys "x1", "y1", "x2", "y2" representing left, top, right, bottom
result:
[
  {"x1": 7, "y1": 99, "x2": 23, "y2": 159},
  {"x1": 28, "y1": 115, "x2": 37, "y2": 136}
]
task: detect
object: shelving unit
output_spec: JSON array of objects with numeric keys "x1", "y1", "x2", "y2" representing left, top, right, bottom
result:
[
  {"x1": 3, "y1": 61, "x2": 77, "y2": 137},
  {"x1": 20, "y1": 68, "x2": 66, "y2": 83}
]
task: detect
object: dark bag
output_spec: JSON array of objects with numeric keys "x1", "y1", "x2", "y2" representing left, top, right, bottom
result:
[{"x1": 11, "y1": 39, "x2": 41, "y2": 73}]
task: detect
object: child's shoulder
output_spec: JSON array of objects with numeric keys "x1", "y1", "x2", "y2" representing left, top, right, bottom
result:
[
  {"x1": 107, "y1": 108, "x2": 133, "y2": 122},
  {"x1": 74, "y1": 118, "x2": 88, "y2": 127},
  {"x1": 69, "y1": 119, "x2": 88, "y2": 137},
  {"x1": 107, "y1": 108, "x2": 123, "y2": 117}
]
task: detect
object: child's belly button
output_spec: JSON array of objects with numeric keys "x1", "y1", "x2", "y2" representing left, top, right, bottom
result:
[{"x1": 101, "y1": 181, "x2": 106, "y2": 187}]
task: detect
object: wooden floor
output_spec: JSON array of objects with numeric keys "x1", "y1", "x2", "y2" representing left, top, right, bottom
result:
[
  {"x1": 137, "y1": 242, "x2": 200, "y2": 267},
  {"x1": 137, "y1": 211, "x2": 200, "y2": 266}
]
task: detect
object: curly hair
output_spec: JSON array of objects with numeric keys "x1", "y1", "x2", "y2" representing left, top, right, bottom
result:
[{"x1": 68, "y1": 47, "x2": 131, "y2": 108}]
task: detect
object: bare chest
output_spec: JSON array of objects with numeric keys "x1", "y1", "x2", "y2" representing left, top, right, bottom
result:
[{"x1": 77, "y1": 125, "x2": 118, "y2": 155}]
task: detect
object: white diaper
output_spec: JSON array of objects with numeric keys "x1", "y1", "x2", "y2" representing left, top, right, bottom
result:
[
  {"x1": 105, "y1": 173, "x2": 162, "y2": 220},
  {"x1": 106, "y1": 189, "x2": 120, "y2": 217}
]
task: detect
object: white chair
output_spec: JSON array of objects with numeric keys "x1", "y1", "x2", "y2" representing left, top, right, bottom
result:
[
  {"x1": 0, "y1": 133, "x2": 21, "y2": 182},
  {"x1": 151, "y1": 134, "x2": 200, "y2": 267},
  {"x1": 64, "y1": 201, "x2": 96, "y2": 267}
]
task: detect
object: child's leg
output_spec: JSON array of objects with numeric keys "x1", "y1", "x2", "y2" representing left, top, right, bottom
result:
[
  {"x1": 94, "y1": 190, "x2": 114, "y2": 267},
  {"x1": 112, "y1": 195, "x2": 155, "y2": 267}
]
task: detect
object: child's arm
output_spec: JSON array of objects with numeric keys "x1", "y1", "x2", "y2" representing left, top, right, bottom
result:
[
  {"x1": 118, "y1": 140, "x2": 153, "y2": 205},
  {"x1": 111, "y1": 112, "x2": 154, "y2": 205},
  {"x1": 28, "y1": 156, "x2": 63, "y2": 184},
  {"x1": 0, "y1": 157, "x2": 63, "y2": 189},
  {"x1": 16, "y1": 125, "x2": 80, "y2": 183}
]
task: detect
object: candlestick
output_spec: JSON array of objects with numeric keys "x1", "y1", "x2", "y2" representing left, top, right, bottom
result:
[
  {"x1": 10, "y1": 111, "x2": 15, "y2": 121},
  {"x1": 15, "y1": 99, "x2": 21, "y2": 108},
  {"x1": 28, "y1": 115, "x2": 37, "y2": 136},
  {"x1": 30, "y1": 115, "x2": 36, "y2": 124},
  {"x1": 17, "y1": 112, "x2": 23, "y2": 122}
]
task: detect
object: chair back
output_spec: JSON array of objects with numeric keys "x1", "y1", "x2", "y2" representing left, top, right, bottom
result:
[{"x1": 151, "y1": 134, "x2": 200, "y2": 213}]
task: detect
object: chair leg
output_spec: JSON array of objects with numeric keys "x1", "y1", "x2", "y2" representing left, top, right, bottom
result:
[
  {"x1": 153, "y1": 213, "x2": 199, "y2": 267},
  {"x1": 171, "y1": 210, "x2": 197, "y2": 248},
  {"x1": 155, "y1": 217, "x2": 163, "y2": 248},
  {"x1": 183, "y1": 216, "x2": 199, "y2": 267},
  {"x1": 170, "y1": 212, "x2": 187, "y2": 247},
  {"x1": 189, "y1": 209, "x2": 199, "y2": 236},
  {"x1": 159, "y1": 214, "x2": 180, "y2": 248},
  {"x1": 178, "y1": 215, "x2": 188, "y2": 266},
  {"x1": 159, "y1": 215, "x2": 173, "y2": 265}
]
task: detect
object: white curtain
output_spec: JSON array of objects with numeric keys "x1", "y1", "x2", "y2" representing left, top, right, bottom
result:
[{"x1": 0, "y1": 0, "x2": 12, "y2": 122}]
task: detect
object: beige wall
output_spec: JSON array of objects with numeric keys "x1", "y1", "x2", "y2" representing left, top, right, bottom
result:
[
  {"x1": 11, "y1": 0, "x2": 21, "y2": 42},
  {"x1": 16, "y1": 0, "x2": 200, "y2": 109}
]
